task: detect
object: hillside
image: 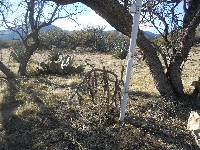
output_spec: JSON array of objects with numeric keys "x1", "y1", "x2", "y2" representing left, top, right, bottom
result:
[
  {"x1": 143, "y1": 31, "x2": 157, "y2": 39},
  {"x1": 0, "y1": 25, "x2": 157, "y2": 41},
  {"x1": 0, "y1": 25, "x2": 61, "y2": 41}
]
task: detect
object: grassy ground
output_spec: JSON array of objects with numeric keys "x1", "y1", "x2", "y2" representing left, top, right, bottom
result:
[{"x1": 0, "y1": 47, "x2": 199, "y2": 150}]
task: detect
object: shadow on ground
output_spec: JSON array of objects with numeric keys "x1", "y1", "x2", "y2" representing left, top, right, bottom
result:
[{"x1": 0, "y1": 79, "x2": 199, "y2": 150}]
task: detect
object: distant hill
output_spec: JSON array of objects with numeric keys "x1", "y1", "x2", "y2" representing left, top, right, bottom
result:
[
  {"x1": 40, "y1": 24, "x2": 61, "y2": 33},
  {"x1": 143, "y1": 31, "x2": 158, "y2": 39},
  {"x1": 0, "y1": 24, "x2": 60, "y2": 41},
  {"x1": 0, "y1": 24, "x2": 158, "y2": 41},
  {"x1": 0, "y1": 30, "x2": 19, "y2": 41}
]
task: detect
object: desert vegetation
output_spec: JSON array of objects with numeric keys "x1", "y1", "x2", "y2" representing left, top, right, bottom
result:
[
  {"x1": 0, "y1": 45, "x2": 199, "y2": 149},
  {"x1": 0, "y1": 0, "x2": 200, "y2": 149}
]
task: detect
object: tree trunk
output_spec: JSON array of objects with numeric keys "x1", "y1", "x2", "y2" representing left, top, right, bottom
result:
[
  {"x1": 19, "y1": 58, "x2": 29, "y2": 76},
  {"x1": 0, "y1": 61, "x2": 18, "y2": 101},
  {"x1": 137, "y1": 31, "x2": 175, "y2": 99},
  {"x1": 168, "y1": 1, "x2": 200, "y2": 97},
  {"x1": 17, "y1": 28, "x2": 40, "y2": 76},
  {"x1": 0, "y1": 61, "x2": 16, "y2": 80},
  {"x1": 18, "y1": 45, "x2": 37, "y2": 76},
  {"x1": 168, "y1": 59, "x2": 184, "y2": 97}
]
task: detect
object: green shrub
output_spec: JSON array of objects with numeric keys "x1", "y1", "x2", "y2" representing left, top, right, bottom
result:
[
  {"x1": 68, "y1": 26, "x2": 108, "y2": 52},
  {"x1": 82, "y1": 26, "x2": 107, "y2": 52},
  {"x1": 38, "y1": 26, "x2": 130, "y2": 58},
  {"x1": 39, "y1": 28, "x2": 76, "y2": 50},
  {"x1": 0, "y1": 40, "x2": 10, "y2": 49},
  {"x1": 10, "y1": 41, "x2": 26, "y2": 63},
  {"x1": 110, "y1": 35, "x2": 129, "y2": 59},
  {"x1": 153, "y1": 37, "x2": 168, "y2": 46}
]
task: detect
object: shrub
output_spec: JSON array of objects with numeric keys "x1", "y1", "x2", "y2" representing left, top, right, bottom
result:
[
  {"x1": 16, "y1": 101, "x2": 40, "y2": 117},
  {"x1": 110, "y1": 34, "x2": 129, "y2": 59},
  {"x1": 82, "y1": 26, "x2": 107, "y2": 52},
  {"x1": 69, "y1": 26, "x2": 108, "y2": 52},
  {"x1": 0, "y1": 40, "x2": 10, "y2": 49},
  {"x1": 10, "y1": 41, "x2": 26, "y2": 63},
  {"x1": 39, "y1": 28, "x2": 76, "y2": 50},
  {"x1": 38, "y1": 25, "x2": 130, "y2": 58},
  {"x1": 153, "y1": 37, "x2": 168, "y2": 46},
  {"x1": 27, "y1": 59, "x2": 39, "y2": 76}
]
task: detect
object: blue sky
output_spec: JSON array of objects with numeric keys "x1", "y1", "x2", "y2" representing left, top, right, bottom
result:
[
  {"x1": 52, "y1": 2, "x2": 153, "y2": 32},
  {"x1": 0, "y1": 1, "x2": 184, "y2": 34},
  {"x1": 52, "y1": 3, "x2": 115, "y2": 31},
  {"x1": 52, "y1": 2, "x2": 184, "y2": 33},
  {"x1": 0, "y1": 1, "x2": 115, "y2": 31}
]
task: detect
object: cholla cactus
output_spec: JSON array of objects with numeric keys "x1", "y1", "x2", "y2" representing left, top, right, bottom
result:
[{"x1": 57, "y1": 53, "x2": 73, "y2": 70}]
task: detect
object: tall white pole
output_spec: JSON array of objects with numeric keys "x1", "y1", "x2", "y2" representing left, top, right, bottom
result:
[{"x1": 119, "y1": 0, "x2": 142, "y2": 122}]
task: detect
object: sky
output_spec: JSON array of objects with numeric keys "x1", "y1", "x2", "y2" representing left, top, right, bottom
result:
[
  {"x1": 52, "y1": 3, "x2": 115, "y2": 31},
  {"x1": 0, "y1": 2, "x2": 117, "y2": 31},
  {"x1": 51, "y1": 2, "x2": 184, "y2": 34},
  {"x1": 0, "y1": 1, "x2": 184, "y2": 34},
  {"x1": 52, "y1": 2, "x2": 157, "y2": 32}
]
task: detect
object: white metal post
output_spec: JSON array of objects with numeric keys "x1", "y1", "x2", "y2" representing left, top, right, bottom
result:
[{"x1": 119, "y1": 0, "x2": 142, "y2": 122}]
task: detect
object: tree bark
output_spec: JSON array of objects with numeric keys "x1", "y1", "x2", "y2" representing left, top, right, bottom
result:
[
  {"x1": 0, "y1": 61, "x2": 16, "y2": 80},
  {"x1": 168, "y1": 1, "x2": 200, "y2": 97},
  {"x1": 19, "y1": 32, "x2": 40, "y2": 76},
  {"x1": 18, "y1": 49, "x2": 35, "y2": 76},
  {"x1": 137, "y1": 31, "x2": 175, "y2": 99},
  {"x1": 19, "y1": 59, "x2": 29, "y2": 76},
  {"x1": 54, "y1": 0, "x2": 132, "y2": 36},
  {"x1": 0, "y1": 61, "x2": 18, "y2": 100}
]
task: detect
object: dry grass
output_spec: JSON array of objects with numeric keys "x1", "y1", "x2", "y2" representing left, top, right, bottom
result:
[
  {"x1": 0, "y1": 47, "x2": 199, "y2": 149},
  {"x1": 182, "y1": 47, "x2": 200, "y2": 93}
]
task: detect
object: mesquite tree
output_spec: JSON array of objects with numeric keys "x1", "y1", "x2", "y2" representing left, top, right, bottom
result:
[
  {"x1": 54, "y1": 0, "x2": 200, "y2": 100},
  {"x1": 0, "y1": 1, "x2": 18, "y2": 99},
  {"x1": 0, "y1": 0, "x2": 15, "y2": 79},
  {"x1": 1, "y1": 0, "x2": 80, "y2": 76}
]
